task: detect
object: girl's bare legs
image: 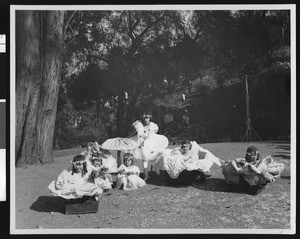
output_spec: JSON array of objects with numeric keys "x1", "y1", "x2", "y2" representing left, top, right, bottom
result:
[
  {"x1": 144, "y1": 167, "x2": 150, "y2": 181},
  {"x1": 143, "y1": 161, "x2": 150, "y2": 181},
  {"x1": 116, "y1": 176, "x2": 127, "y2": 189}
]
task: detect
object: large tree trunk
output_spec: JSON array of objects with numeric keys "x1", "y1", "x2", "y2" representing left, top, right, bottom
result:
[{"x1": 15, "y1": 11, "x2": 64, "y2": 166}]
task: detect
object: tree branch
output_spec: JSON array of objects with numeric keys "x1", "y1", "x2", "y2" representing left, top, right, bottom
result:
[
  {"x1": 136, "y1": 12, "x2": 166, "y2": 41},
  {"x1": 193, "y1": 28, "x2": 204, "y2": 42},
  {"x1": 128, "y1": 12, "x2": 141, "y2": 41},
  {"x1": 86, "y1": 54, "x2": 108, "y2": 63},
  {"x1": 132, "y1": 17, "x2": 141, "y2": 31},
  {"x1": 64, "y1": 11, "x2": 77, "y2": 31}
]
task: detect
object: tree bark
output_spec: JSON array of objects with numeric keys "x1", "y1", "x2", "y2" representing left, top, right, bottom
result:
[{"x1": 16, "y1": 11, "x2": 64, "y2": 166}]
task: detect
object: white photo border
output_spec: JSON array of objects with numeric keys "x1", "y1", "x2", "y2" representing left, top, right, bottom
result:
[{"x1": 10, "y1": 4, "x2": 296, "y2": 235}]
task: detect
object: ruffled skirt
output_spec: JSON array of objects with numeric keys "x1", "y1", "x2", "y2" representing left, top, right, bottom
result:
[
  {"x1": 116, "y1": 174, "x2": 146, "y2": 190},
  {"x1": 48, "y1": 181, "x2": 104, "y2": 200},
  {"x1": 130, "y1": 134, "x2": 169, "y2": 165}
]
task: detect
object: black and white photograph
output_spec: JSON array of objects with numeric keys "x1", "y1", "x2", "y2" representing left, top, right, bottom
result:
[
  {"x1": 10, "y1": 4, "x2": 296, "y2": 234},
  {"x1": 0, "y1": 33, "x2": 6, "y2": 202},
  {"x1": 0, "y1": 100, "x2": 5, "y2": 202}
]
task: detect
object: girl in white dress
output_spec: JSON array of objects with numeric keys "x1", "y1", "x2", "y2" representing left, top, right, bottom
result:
[
  {"x1": 82, "y1": 142, "x2": 118, "y2": 173},
  {"x1": 48, "y1": 155, "x2": 103, "y2": 200},
  {"x1": 116, "y1": 153, "x2": 146, "y2": 190},
  {"x1": 129, "y1": 112, "x2": 169, "y2": 181},
  {"x1": 154, "y1": 140, "x2": 221, "y2": 180},
  {"x1": 86, "y1": 152, "x2": 113, "y2": 191},
  {"x1": 221, "y1": 145, "x2": 285, "y2": 195}
]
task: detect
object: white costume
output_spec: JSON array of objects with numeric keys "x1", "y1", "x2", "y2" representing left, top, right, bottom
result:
[
  {"x1": 100, "y1": 120, "x2": 169, "y2": 172},
  {"x1": 85, "y1": 154, "x2": 118, "y2": 174},
  {"x1": 154, "y1": 141, "x2": 221, "y2": 179},
  {"x1": 48, "y1": 170, "x2": 103, "y2": 200},
  {"x1": 221, "y1": 156, "x2": 285, "y2": 186},
  {"x1": 129, "y1": 120, "x2": 169, "y2": 170},
  {"x1": 85, "y1": 164, "x2": 113, "y2": 190},
  {"x1": 116, "y1": 164, "x2": 146, "y2": 190},
  {"x1": 81, "y1": 144, "x2": 118, "y2": 174},
  {"x1": 242, "y1": 156, "x2": 284, "y2": 186},
  {"x1": 101, "y1": 151, "x2": 118, "y2": 173}
]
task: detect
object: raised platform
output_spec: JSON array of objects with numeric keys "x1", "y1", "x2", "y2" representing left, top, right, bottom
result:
[{"x1": 65, "y1": 196, "x2": 99, "y2": 215}]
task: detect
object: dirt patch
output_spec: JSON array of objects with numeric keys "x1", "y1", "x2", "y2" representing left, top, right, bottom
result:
[{"x1": 14, "y1": 141, "x2": 291, "y2": 230}]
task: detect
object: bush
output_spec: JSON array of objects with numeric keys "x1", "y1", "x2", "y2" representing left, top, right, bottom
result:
[{"x1": 53, "y1": 104, "x2": 114, "y2": 149}]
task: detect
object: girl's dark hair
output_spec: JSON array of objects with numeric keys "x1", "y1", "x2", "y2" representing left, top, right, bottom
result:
[
  {"x1": 91, "y1": 152, "x2": 105, "y2": 161},
  {"x1": 181, "y1": 140, "x2": 192, "y2": 150},
  {"x1": 245, "y1": 146, "x2": 260, "y2": 162},
  {"x1": 123, "y1": 153, "x2": 134, "y2": 165},
  {"x1": 72, "y1": 154, "x2": 87, "y2": 176},
  {"x1": 141, "y1": 111, "x2": 152, "y2": 119}
]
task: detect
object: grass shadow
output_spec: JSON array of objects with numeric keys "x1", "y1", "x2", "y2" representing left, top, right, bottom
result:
[
  {"x1": 192, "y1": 178, "x2": 246, "y2": 194},
  {"x1": 30, "y1": 196, "x2": 66, "y2": 213},
  {"x1": 147, "y1": 171, "x2": 246, "y2": 194},
  {"x1": 147, "y1": 170, "x2": 205, "y2": 187},
  {"x1": 146, "y1": 171, "x2": 169, "y2": 186}
]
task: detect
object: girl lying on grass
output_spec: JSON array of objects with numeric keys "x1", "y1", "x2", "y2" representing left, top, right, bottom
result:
[
  {"x1": 221, "y1": 145, "x2": 285, "y2": 195},
  {"x1": 116, "y1": 153, "x2": 146, "y2": 190},
  {"x1": 48, "y1": 155, "x2": 103, "y2": 200},
  {"x1": 154, "y1": 140, "x2": 221, "y2": 180}
]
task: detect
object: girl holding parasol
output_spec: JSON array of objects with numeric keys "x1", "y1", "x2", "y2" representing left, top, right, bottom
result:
[{"x1": 101, "y1": 111, "x2": 169, "y2": 181}]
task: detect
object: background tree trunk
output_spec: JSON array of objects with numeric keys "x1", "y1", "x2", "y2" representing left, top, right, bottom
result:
[
  {"x1": 116, "y1": 91, "x2": 126, "y2": 137},
  {"x1": 16, "y1": 11, "x2": 64, "y2": 166}
]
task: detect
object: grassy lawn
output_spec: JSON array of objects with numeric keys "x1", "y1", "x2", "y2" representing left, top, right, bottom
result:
[{"x1": 14, "y1": 141, "x2": 292, "y2": 231}]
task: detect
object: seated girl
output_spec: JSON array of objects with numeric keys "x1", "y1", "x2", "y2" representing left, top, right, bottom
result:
[
  {"x1": 116, "y1": 153, "x2": 147, "y2": 190},
  {"x1": 48, "y1": 155, "x2": 103, "y2": 200},
  {"x1": 221, "y1": 145, "x2": 285, "y2": 195},
  {"x1": 81, "y1": 141, "x2": 118, "y2": 173},
  {"x1": 220, "y1": 157, "x2": 247, "y2": 185},
  {"x1": 86, "y1": 152, "x2": 113, "y2": 191},
  {"x1": 154, "y1": 140, "x2": 221, "y2": 180}
]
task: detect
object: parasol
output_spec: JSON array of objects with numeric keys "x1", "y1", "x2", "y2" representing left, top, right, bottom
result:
[{"x1": 101, "y1": 137, "x2": 138, "y2": 151}]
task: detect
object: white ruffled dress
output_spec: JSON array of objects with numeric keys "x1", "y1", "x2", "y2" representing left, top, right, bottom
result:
[
  {"x1": 48, "y1": 170, "x2": 104, "y2": 200},
  {"x1": 154, "y1": 141, "x2": 221, "y2": 179},
  {"x1": 116, "y1": 164, "x2": 146, "y2": 190},
  {"x1": 221, "y1": 156, "x2": 285, "y2": 186},
  {"x1": 129, "y1": 120, "x2": 169, "y2": 170}
]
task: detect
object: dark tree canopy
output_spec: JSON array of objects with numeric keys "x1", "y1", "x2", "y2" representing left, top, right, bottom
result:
[
  {"x1": 53, "y1": 9, "x2": 290, "y2": 148},
  {"x1": 14, "y1": 10, "x2": 290, "y2": 157}
]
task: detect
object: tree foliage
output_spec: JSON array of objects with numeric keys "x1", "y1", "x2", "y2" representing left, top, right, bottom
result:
[{"x1": 54, "y1": 9, "x2": 291, "y2": 148}]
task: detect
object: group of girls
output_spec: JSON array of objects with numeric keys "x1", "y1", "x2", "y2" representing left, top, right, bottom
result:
[
  {"x1": 103, "y1": 112, "x2": 169, "y2": 181},
  {"x1": 48, "y1": 145, "x2": 147, "y2": 200},
  {"x1": 48, "y1": 112, "x2": 285, "y2": 201}
]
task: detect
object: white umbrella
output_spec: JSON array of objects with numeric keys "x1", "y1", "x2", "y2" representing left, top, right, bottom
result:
[{"x1": 101, "y1": 137, "x2": 138, "y2": 151}]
